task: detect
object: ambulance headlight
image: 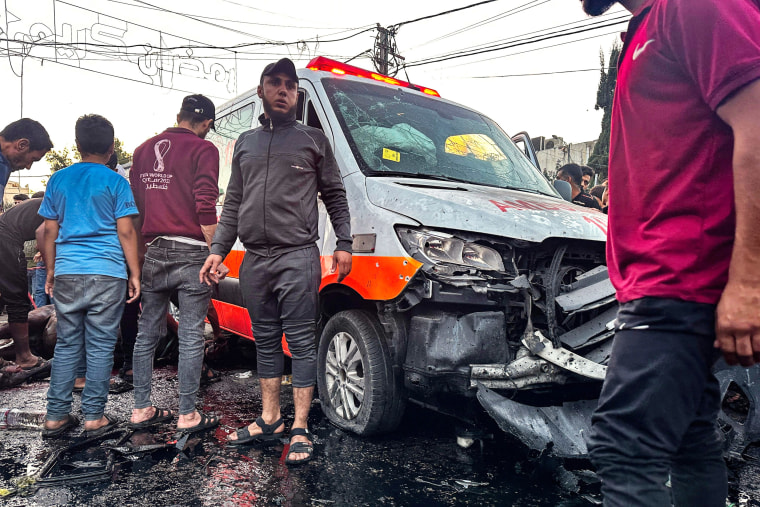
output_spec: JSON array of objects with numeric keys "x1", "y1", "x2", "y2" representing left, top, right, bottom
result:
[{"x1": 396, "y1": 228, "x2": 505, "y2": 272}]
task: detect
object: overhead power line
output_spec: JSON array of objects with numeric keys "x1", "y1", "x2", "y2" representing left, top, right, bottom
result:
[
  {"x1": 393, "y1": 0, "x2": 501, "y2": 29},
  {"x1": 413, "y1": 13, "x2": 628, "y2": 63},
  {"x1": 405, "y1": 17, "x2": 627, "y2": 68},
  {"x1": 101, "y1": 0, "x2": 361, "y2": 30},
  {"x1": 418, "y1": 0, "x2": 550, "y2": 47},
  {"x1": 468, "y1": 66, "x2": 616, "y2": 78},
  {"x1": 133, "y1": 0, "x2": 277, "y2": 43}
]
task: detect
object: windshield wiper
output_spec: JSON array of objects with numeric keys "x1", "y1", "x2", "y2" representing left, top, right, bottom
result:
[
  {"x1": 368, "y1": 171, "x2": 470, "y2": 184},
  {"x1": 500, "y1": 185, "x2": 556, "y2": 198},
  {"x1": 370, "y1": 171, "x2": 558, "y2": 198}
]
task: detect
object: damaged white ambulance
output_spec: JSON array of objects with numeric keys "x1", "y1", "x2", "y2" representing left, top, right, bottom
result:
[{"x1": 206, "y1": 57, "x2": 757, "y2": 459}]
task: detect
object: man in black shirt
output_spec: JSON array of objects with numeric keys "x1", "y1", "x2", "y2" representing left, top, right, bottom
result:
[
  {"x1": 0, "y1": 198, "x2": 51, "y2": 374},
  {"x1": 557, "y1": 163, "x2": 602, "y2": 210}
]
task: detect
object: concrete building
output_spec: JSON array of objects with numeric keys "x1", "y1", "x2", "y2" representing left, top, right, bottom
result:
[
  {"x1": 3, "y1": 180, "x2": 32, "y2": 208},
  {"x1": 532, "y1": 136, "x2": 597, "y2": 180}
]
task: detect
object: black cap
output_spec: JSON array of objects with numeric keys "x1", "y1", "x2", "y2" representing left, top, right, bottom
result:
[
  {"x1": 260, "y1": 58, "x2": 299, "y2": 84},
  {"x1": 180, "y1": 94, "x2": 216, "y2": 129}
]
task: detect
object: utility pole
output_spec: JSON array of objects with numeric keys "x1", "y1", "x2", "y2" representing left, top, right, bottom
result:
[
  {"x1": 375, "y1": 24, "x2": 389, "y2": 75},
  {"x1": 373, "y1": 24, "x2": 403, "y2": 76}
]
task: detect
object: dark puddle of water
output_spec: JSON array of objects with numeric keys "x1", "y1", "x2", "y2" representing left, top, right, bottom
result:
[{"x1": 0, "y1": 356, "x2": 756, "y2": 506}]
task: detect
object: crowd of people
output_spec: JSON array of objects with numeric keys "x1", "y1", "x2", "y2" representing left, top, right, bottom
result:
[
  {"x1": 2, "y1": 0, "x2": 760, "y2": 494},
  {"x1": 0, "y1": 58, "x2": 352, "y2": 467}
]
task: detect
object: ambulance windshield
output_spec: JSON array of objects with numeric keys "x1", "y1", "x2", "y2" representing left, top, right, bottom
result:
[{"x1": 323, "y1": 78, "x2": 556, "y2": 196}]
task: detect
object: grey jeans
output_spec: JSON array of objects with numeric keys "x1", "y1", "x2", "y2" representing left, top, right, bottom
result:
[
  {"x1": 132, "y1": 242, "x2": 211, "y2": 415},
  {"x1": 239, "y1": 246, "x2": 321, "y2": 388}
]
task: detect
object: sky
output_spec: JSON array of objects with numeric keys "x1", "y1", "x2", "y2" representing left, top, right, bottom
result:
[{"x1": 0, "y1": 0, "x2": 629, "y2": 191}]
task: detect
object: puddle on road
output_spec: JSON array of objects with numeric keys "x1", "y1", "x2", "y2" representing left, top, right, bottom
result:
[{"x1": 0, "y1": 365, "x2": 756, "y2": 506}]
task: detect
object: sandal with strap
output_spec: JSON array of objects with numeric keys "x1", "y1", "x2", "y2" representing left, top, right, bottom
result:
[
  {"x1": 128, "y1": 407, "x2": 175, "y2": 430},
  {"x1": 177, "y1": 411, "x2": 219, "y2": 435},
  {"x1": 227, "y1": 416, "x2": 284, "y2": 446},
  {"x1": 200, "y1": 363, "x2": 222, "y2": 386},
  {"x1": 285, "y1": 428, "x2": 314, "y2": 466}
]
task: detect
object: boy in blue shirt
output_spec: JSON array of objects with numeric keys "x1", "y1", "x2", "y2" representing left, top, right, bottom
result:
[{"x1": 39, "y1": 114, "x2": 141, "y2": 438}]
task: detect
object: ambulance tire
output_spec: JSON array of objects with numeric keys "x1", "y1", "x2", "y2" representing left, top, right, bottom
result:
[{"x1": 317, "y1": 310, "x2": 405, "y2": 436}]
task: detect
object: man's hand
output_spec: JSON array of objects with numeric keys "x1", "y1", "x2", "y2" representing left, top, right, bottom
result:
[
  {"x1": 126, "y1": 273, "x2": 141, "y2": 303},
  {"x1": 33, "y1": 251, "x2": 42, "y2": 263},
  {"x1": 45, "y1": 270, "x2": 55, "y2": 297},
  {"x1": 200, "y1": 254, "x2": 228, "y2": 285},
  {"x1": 331, "y1": 250, "x2": 352, "y2": 283},
  {"x1": 715, "y1": 280, "x2": 760, "y2": 366}
]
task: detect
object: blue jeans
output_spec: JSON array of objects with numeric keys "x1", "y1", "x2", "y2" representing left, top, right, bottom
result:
[
  {"x1": 33, "y1": 262, "x2": 52, "y2": 308},
  {"x1": 46, "y1": 275, "x2": 126, "y2": 421},
  {"x1": 587, "y1": 297, "x2": 727, "y2": 507},
  {"x1": 132, "y1": 243, "x2": 211, "y2": 415}
]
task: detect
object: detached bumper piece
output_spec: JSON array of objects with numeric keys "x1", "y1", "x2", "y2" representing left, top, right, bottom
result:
[
  {"x1": 476, "y1": 382, "x2": 596, "y2": 458},
  {"x1": 715, "y1": 362, "x2": 760, "y2": 460}
]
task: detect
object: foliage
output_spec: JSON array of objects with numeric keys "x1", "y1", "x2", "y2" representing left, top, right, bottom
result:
[
  {"x1": 113, "y1": 138, "x2": 132, "y2": 165},
  {"x1": 588, "y1": 43, "x2": 621, "y2": 181},
  {"x1": 44, "y1": 137, "x2": 132, "y2": 175},
  {"x1": 45, "y1": 146, "x2": 78, "y2": 173}
]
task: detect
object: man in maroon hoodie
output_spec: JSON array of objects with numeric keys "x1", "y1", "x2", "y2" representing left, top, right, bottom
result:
[{"x1": 128, "y1": 94, "x2": 224, "y2": 433}]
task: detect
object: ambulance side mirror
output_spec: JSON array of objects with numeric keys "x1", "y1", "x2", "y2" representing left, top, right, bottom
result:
[{"x1": 553, "y1": 179, "x2": 572, "y2": 202}]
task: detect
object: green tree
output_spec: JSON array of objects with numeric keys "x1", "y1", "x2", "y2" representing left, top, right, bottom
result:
[
  {"x1": 114, "y1": 137, "x2": 132, "y2": 165},
  {"x1": 45, "y1": 145, "x2": 79, "y2": 173},
  {"x1": 588, "y1": 43, "x2": 621, "y2": 181},
  {"x1": 44, "y1": 137, "x2": 132, "y2": 175}
]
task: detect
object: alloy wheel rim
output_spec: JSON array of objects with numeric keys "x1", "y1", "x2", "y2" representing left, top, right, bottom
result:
[{"x1": 325, "y1": 331, "x2": 365, "y2": 420}]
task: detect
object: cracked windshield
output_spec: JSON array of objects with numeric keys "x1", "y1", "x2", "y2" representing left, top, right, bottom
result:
[{"x1": 324, "y1": 78, "x2": 556, "y2": 196}]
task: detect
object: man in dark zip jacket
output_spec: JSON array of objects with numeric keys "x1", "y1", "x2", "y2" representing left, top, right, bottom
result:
[{"x1": 201, "y1": 58, "x2": 352, "y2": 465}]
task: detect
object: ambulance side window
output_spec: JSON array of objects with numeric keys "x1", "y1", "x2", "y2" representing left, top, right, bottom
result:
[
  {"x1": 296, "y1": 91, "x2": 306, "y2": 123},
  {"x1": 306, "y1": 101, "x2": 324, "y2": 131}
]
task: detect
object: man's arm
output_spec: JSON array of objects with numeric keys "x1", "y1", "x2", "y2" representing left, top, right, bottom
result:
[
  {"x1": 715, "y1": 78, "x2": 760, "y2": 366},
  {"x1": 34, "y1": 223, "x2": 45, "y2": 262},
  {"x1": 117, "y1": 216, "x2": 141, "y2": 303},
  {"x1": 41, "y1": 219, "x2": 59, "y2": 296},
  {"x1": 315, "y1": 139, "x2": 352, "y2": 282},
  {"x1": 202, "y1": 136, "x2": 246, "y2": 285}
]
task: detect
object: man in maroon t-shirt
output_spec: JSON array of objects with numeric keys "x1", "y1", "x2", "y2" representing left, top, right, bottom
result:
[
  {"x1": 128, "y1": 95, "x2": 225, "y2": 434},
  {"x1": 580, "y1": 0, "x2": 760, "y2": 505}
]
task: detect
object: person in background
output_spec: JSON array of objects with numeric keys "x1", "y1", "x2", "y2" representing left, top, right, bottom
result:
[
  {"x1": 106, "y1": 151, "x2": 137, "y2": 382},
  {"x1": 0, "y1": 119, "x2": 52, "y2": 198},
  {"x1": 556, "y1": 163, "x2": 601, "y2": 210},
  {"x1": 14, "y1": 193, "x2": 29, "y2": 206},
  {"x1": 581, "y1": 165, "x2": 594, "y2": 193},
  {"x1": 580, "y1": 0, "x2": 760, "y2": 505},
  {"x1": 128, "y1": 94, "x2": 222, "y2": 433},
  {"x1": 0, "y1": 197, "x2": 51, "y2": 375},
  {"x1": 30, "y1": 191, "x2": 51, "y2": 308},
  {"x1": 40, "y1": 114, "x2": 140, "y2": 438},
  {"x1": 589, "y1": 184, "x2": 605, "y2": 207}
]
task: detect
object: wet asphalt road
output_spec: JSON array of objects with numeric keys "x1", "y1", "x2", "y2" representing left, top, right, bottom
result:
[{"x1": 1, "y1": 348, "x2": 759, "y2": 506}]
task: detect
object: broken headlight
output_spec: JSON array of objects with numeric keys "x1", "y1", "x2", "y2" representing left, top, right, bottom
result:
[{"x1": 396, "y1": 228, "x2": 505, "y2": 272}]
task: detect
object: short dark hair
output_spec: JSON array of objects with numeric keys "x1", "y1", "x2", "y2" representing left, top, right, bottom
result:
[
  {"x1": 589, "y1": 185, "x2": 605, "y2": 200},
  {"x1": 557, "y1": 163, "x2": 583, "y2": 187},
  {"x1": 106, "y1": 152, "x2": 118, "y2": 170},
  {"x1": 177, "y1": 109, "x2": 208, "y2": 127},
  {"x1": 75, "y1": 114, "x2": 114, "y2": 156},
  {"x1": 582, "y1": 166, "x2": 594, "y2": 178},
  {"x1": 31, "y1": 191, "x2": 45, "y2": 198},
  {"x1": 13, "y1": 193, "x2": 29, "y2": 201},
  {"x1": 0, "y1": 118, "x2": 53, "y2": 152}
]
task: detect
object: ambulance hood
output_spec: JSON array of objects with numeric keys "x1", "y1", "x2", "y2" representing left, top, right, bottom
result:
[{"x1": 366, "y1": 177, "x2": 607, "y2": 243}]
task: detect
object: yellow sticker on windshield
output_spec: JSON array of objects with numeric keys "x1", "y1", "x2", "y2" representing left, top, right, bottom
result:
[{"x1": 382, "y1": 148, "x2": 400, "y2": 162}]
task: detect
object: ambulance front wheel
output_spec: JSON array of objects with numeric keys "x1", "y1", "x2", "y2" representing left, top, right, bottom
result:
[{"x1": 317, "y1": 310, "x2": 405, "y2": 436}]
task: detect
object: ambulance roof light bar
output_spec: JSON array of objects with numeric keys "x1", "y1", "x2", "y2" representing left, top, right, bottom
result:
[{"x1": 305, "y1": 57, "x2": 440, "y2": 97}]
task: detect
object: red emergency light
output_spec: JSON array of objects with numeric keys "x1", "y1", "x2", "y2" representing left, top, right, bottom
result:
[{"x1": 305, "y1": 57, "x2": 440, "y2": 97}]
